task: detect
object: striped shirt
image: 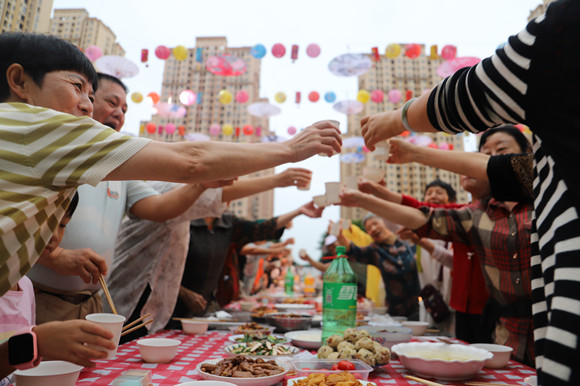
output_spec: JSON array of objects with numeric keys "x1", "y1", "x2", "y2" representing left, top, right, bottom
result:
[
  {"x1": 426, "y1": 1, "x2": 580, "y2": 383},
  {"x1": 0, "y1": 103, "x2": 150, "y2": 297}
]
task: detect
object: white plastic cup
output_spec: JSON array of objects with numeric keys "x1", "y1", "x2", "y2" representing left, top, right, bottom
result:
[
  {"x1": 297, "y1": 172, "x2": 313, "y2": 191},
  {"x1": 329, "y1": 221, "x2": 341, "y2": 236},
  {"x1": 316, "y1": 120, "x2": 340, "y2": 157},
  {"x1": 85, "y1": 313, "x2": 126, "y2": 359},
  {"x1": 373, "y1": 141, "x2": 391, "y2": 161},
  {"x1": 344, "y1": 176, "x2": 358, "y2": 190},
  {"x1": 362, "y1": 167, "x2": 385, "y2": 183},
  {"x1": 341, "y1": 218, "x2": 352, "y2": 230},
  {"x1": 313, "y1": 194, "x2": 327, "y2": 208},
  {"x1": 325, "y1": 182, "x2": 341, "y2": 204}
]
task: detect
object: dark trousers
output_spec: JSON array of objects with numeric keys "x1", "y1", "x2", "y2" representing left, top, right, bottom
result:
[
  {"x1": 119, "y1": 285, "x2": 151, "y2": 344},
  {"x1": 455, "y1": 311, "x2": 488, "y2": 343}
]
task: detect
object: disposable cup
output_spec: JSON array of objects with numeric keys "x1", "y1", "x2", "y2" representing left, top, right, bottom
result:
[
  {"x1": 373, "y1": 141, "x2": 391, "y2": 161},
  {"x1": 313, "y1": 194, "x2": 327, "y2": 208},
  {"x1": 316, "y1": 120, "x2": 340, "y2": 157},
  {"x1": 341, "y1": 218, "x2": 352, "y2": 230},
  {"x1": 329, "y1": 221, "x2": 341, "y2": 236},
  {"x1": 362, "y1": 167, "x2": 385, "y2": 183},
  {"x1": 85, "y1": 313, "x2": 126, "y2": 359},
  {"x1": 297, "y1": 172, "x2": 313, "y2": 191},
  {"x1": 344, "y1": 176, "x2": 358, "y2": 190},
  {"x1": 325, "y1": 182, "x2": 341, "y2": 204}
]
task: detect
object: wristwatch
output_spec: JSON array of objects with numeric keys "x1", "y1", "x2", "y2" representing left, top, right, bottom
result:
[{"x1": 8, "y1": 326, "x2": 40, "y2": 370}]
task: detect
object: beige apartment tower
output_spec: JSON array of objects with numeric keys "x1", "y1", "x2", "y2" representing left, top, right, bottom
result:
[
  {"x1": 1, "y1": 0, "x2": 53, "y2": 33},
  {"x1": 143, "y1": 36, "x2": 274, "y2": 220},
  {"x1": 341, "y1": 45, "x2": 468, "y2": 221},
  {"x1": 50, "y1": 8, "x2": 124, "y2": 56}
]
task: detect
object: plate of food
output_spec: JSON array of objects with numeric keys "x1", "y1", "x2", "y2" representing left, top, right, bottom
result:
[
  {"x1": 284, "y1": 330, "x2": 322, "y2": 349},
  {"x1": 288, "y1": 374, "x2": 376, "y2": 385},
  {"x1": 228, "y1": 322, "x2": 275, "y2": 336},
  {"x1": 197, "y1": 356, "x2": 289, "y2": 386},
  {"x1": 224, "y1": 342, "x2": 300, "y2": 359},
  {"x1": 228, "y1": 333, "x2": 289, "y2": 344}
]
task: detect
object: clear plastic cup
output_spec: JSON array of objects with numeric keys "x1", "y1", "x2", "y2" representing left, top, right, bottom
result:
[
  {"x1": 86, "y1": 313, "x2": 126, "y2": 359},
  {"x1": 325, "y1": 182, "x2": 341, "y2": 204},
  {"x1": 329, "y1": 221, "x2": 341, "y2": 236},
  {"x1": 362, "y1": 167, "x2": 385, "y2": 183},
  {"x1": 373, "y1": 141, "x2": 391, "y2": 161}
]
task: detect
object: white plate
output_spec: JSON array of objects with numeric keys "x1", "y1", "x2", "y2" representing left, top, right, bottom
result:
[
  {"x1": 228, "y1": 334, "x2": 289, "y2": 344},
  {"x1": 275, "y1": 303, "x2": 316, "y2": 311},
  {"x1": 288, "y1": 377, "x2": 375, "y2": 385},
  {"x1": 223, "y1": 343, "x2": 301, "y2": 359},
  {"x1": 197, "y1": 358, "x2": 289, "y2": 386},
  {"x1": 284, "y1": 330, "x2": 322, "y2": 349},
  {"x1": 525, "y1": 376, "x2": 537, "y2": 386}
]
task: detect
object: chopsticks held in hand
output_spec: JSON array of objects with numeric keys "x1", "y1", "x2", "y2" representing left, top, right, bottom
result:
[
  {"x1": 99, "y1": 275, "x2": 117, "y2": 315},
  {"x1": 121, "y1": 313, "x2": 154, "y2": 337}
]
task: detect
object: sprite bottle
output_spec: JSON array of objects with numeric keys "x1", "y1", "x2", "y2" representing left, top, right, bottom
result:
[
  {"x1": 321, "y1": 246, "x2": 357, "y2": 344},
  {"x1": 284, "y1": 267, "x2": 294, "y2": 295}
]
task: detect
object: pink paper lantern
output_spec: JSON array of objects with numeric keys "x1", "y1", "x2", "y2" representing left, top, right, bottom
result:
[
  {"x1": 306, "y1": 43, "x2": 321, "y2": 58},
  {"x1": 272, "y1": 43, "x2": 286, "y2": 58},
  {"x1": 165, "y1": 123, "x2": 176, "y2": 135},
  {"x1": 209, "y1": 124, "x2": 221, "y2": 136},
  {"x1": 371, "y1": 90, "x2": 384, "y2": 103},
  {"x1": 387, "y1": 89, "x2": 402, "y2": 104},
  {"x1": 158, "y1": 125, "x2": 164, "y2": 135},
  {"x1": 438, "y1": 142, "x2": 450, "y2": 150},
  {"x1": 287, "y1": 126, "x2": 297, "y2": 135},
  {"x1": 235, "y1": 90, "x2": 249, "y2": 103},
  {"x1": 155, "y1": 45, "x2": 171, "y2": 60},
  {"x1": 441, "y1": 45, "x2": 457, "y2": 61},
  {"x1": 179, "y1": 90, "x2": 196, "y2": 106},
  {"x1": 405, "y1": 44, "x2": 422, "y2": 59},
  {"x1": 84, "y1": 45, "x2": 102, "y2": 62},
  {"x1": 255, "y1": 126, "x2": 262, "y2": 136}
]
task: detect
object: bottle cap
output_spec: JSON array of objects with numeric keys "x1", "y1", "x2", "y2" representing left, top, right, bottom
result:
[{"x1": 336, "y1": 246, "x2": 346, "y2": 255}]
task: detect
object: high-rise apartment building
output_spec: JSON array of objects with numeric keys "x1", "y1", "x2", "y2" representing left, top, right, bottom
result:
[
  {"x1": 529, "y1": 0, "x2": 556, "y2": 19},
  {"x1": 341, "y1": 45, "x2": 467, "y2": 221},
  {"x1": 50, "y1": 8, "x2": 124, "y2": 56},
  {"x1": 1, "y1": 0, "x2": 53, "y2": 33},
  {"x1": 143, "y1": 36, "x2": 274, "y2": 220}
]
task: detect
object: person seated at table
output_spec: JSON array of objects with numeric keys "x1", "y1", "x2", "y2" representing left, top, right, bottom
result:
[
  {"x1": 240, "y1": 239, "x2": 293, "y2": 295},
  {"x1": 0, "y1": 192, "x2": 116, "y2": 380}
]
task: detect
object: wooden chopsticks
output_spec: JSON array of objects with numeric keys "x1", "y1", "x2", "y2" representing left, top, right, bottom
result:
[
  {"x1": 465, "y1": 382, "x2": 522, "y2": 386},
  {"x1": 99, "y1": 275, "x2": 117, "y2": 314},
  {"x1": 404, "y1": 375, "x2": 446, "y2": 386},
  {"x1": 121, "y1": 313, "x2": 154, "y2": 337}
]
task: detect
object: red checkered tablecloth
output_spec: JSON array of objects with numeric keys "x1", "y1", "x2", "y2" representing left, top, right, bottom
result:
[{"x1": 77, "y1": 330, "x2": 536, "y2": 385}]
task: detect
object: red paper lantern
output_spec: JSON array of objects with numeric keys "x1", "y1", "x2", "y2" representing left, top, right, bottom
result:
[
  {"x1": 242, "y1": 125, "x2": 254, "y2": 135},
  {"x1": 235, "y1": 127, "x2": 240, "y2": 136},
  {"x1": 371, "y1": 90, "x2": 384, "y2": 103},
  {"x1": 405, "y1": 44, "x2": 422, "y2": 59},
  {"x1": 295, "y1": 92, "x2": 301, "y2": 104},
  {"x1": 406, "y1": 90, "x2": 413, "y2": 101},
  {"x1": 272, "y1": 43, "x2": 286, "y2": 58},
  {"x1": 308, "y1": 91, "x2": 320, "y2": 102},
  {"x1": 291, "y1": 44, "x2": 299, "y2": 62},
  {"x1": 155, "y1": 45, "x2": 171, "y2": 60}
]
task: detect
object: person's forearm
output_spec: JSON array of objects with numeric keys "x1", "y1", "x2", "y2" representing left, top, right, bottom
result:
[
  {"x1": 406, "y1": 92, "x2": 438, "y2": 133},
  {"x1": 370, "y1": 184, "x2": 403, "y2": 203},
  {"x1": 309, "y1": 258, "x2": 330, "y2": 273},
  {"x1": 0, "y1": 341, "x2": 14, "y2": 379},
  {"x1": 356, "y1": 193, "x2": 428, "y2": 229},
  {"x1": 275, "y1": 208, "x2": 301, "y2": 229},
  {"x1": 417, "y1": 238, "x2": 435, "y2": 254},
  {"x1": 222, "y1": 175, "x2": 279, "y2": 202},
  {"x1": 130, "y1": 183, "x2": 207, "y2": 222},
  {"x1": 408, "y1": 145, "x2": 490, "y2": 182}
]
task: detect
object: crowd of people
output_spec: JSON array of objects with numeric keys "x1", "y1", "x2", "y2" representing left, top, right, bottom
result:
[{"x1": 0, "y1": 1, "x2": 579, "y2": 385}]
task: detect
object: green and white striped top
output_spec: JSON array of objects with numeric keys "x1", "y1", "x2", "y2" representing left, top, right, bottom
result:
[{"x1": 0, "y1": 102, "x2": 150, "y2": 296}]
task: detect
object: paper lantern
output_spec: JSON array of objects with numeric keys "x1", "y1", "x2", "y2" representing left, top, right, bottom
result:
[
  {"x1": 222, "y1": 124, "x2": 234, "y2": 136},
  {"x1": 141, "y1": 49, "x2": 149, "y2": 63},
  {"x1": 172, "y1": 45, "x2": 188, "y2": 61},
  {"x1": 308, "y1": 91, "x2": 320, "y2": 102},
  {"x1": 84, "y1": 45, "x2": 102, "y2": 62},
  {"x1": 146, "y1": 123, "x2": 156, "y2": 134},
  {"x1": 291, "y1": 44, "x2": 299, "y2": 62},
  {"x1": 165, "y1": 123, "x2": 176, "y2": 135},
  {"x1": 274, "y1": 92, "x2": 286, "y2": 103},
  {"x1": 287, "y1": 126, "x2": 297, "y2": 135},
  {"x1": 405, "y1": 44, "x2": 422, "y2": 59},
  {"x1": 130, "y1": 92, "x2": 143, "y2": 104},
  {"x1": 371, "y1": 90, "x2": 384, "y2": 103},
  {"x1": 387, "y1": 89, "x2": 402, "y2": 104},
  {"x1": 429, "y1": 45, "x2": 439, "y2": 60},
  {"x1": 242, "y1": 125, "x2": 254, "y2": 135},
  {"x1": 357, "y1": 90, "x2": 370, "y2": 104},
  {"x1": 406, "y1": 90, "x2": 413, "y2": 101},
  {"x1": 155, "y1": 45, "x2": 171, "y2": 60},
  {"x1": 324, "y1": 91, "x2": 336, "y2": 103},
  {"x1": 255, "y1": 126, "x2": 262, "y2": 136},
  {"x1": 147, "y1": 92, "x2": 160, "y2": 105},
  {"x1": 158, "y1": 125, "x2": 164, "y2": 135},
  {"x1": 385, "y1": 43, "x2": 401, "y2": 59},
  {"x1": 306, "y1": 43, "x2": 321, "y2": 58},
  {"x1": 235, "y1": 90, "x2": 249, "y2": 103},
  {"x1": 178, "y1": 125, "x2": 185, "y2": 136},
  {"x1": 209, "y1": 124, "x2": 221, "y2": 136},
  {"x1": 251, "y1": 44, "x2": 266, "y2": 59},
  {"x1": 235, "y1": 127, "x2": 240, "y2": 136},
  {"x1": 218, "y1": 90, "x2": 233, "y2": 105},
  {"x1": 179, "y1": 90, "x2": 196, "y2": 106},
  {"x1": 441, "y1": 45, "x2": 457, "y2": 61},
  {"x1": 438, "y1": 142, "x2": 450, "y2": 150},
  {"x1": 295, "y1": 92, "x2": 301, "y2": 104},
  {"x1": 272, "y1": 43, "x2": 286, "y2": 58},
  {"x1": 371, "y1": 47, "x2": 380, "y2": 61}
]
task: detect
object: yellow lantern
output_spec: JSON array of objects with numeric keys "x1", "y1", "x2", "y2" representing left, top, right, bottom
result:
[
  {"x1": 385, "y1": 43, "x2": 401, "y2": 59},
  {"x1": 130, "y1": 92, "x2": 143, "y2": 104},
  {"x1": 274, "y1": 92, "x2": 287, "y2": 103},
  {"x1": 218, "y1": 90, "x2": 233, "y2": 105},
  {"x1": 172, "y1": 45, "x2": 188, "y2": 61},
  {"x1": 357, "y1": 90, "x2": 370, "y2": 104},
  {"x1": 222, "y1": 124, "x2": 234, "y2": 136},
  {"x1": 429, "y1": 45, "x2": 440, "y2": 60}
]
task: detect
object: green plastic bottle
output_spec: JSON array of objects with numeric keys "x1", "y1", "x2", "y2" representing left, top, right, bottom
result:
[
  {"x1": 284, "y1": 267, "x2": 294, "y2": 295},
  {"x1": 321, "y1": 246, "x2": 358, "y2": 344}
]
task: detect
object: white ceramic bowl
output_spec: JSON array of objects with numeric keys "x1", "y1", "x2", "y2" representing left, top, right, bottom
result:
[
  {"x1": 469, "y1": 343, "x2": 513, "y2": 368},
  {"x1": 392, "y1": 342, "x2": 492, "y2": 381},
  {"x1": 357, "y1": 325, "x2": 413, "y2": 350},
  {"x1": 14, "y1": 361, "x2": 83, "y2": 386},
  {"x1": 181, "y1": 319, "x2": 209, "y2": 334},
  {"x1": 197, "y1": 358, "x2": 289, "y2": 386},
  {"x1": 239, "y1": 301, "x2": 256, "y2": 311},
  {"x1": 137, "y1": 338, "x2": 181, "y2": 363},
  {"x1": 284, "y1": 329, "x2": 322, "y2": 349},
  {"x1": 178, "y1": 382, "x2": 237, "y2": 386},
  {"x1": 401, "y1": 321, "x2": 429, "y2": 336}
]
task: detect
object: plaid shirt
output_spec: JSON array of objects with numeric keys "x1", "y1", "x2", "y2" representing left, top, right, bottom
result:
[{"x1": 414, "y1": 198, "x2": 534, "y2": 362}]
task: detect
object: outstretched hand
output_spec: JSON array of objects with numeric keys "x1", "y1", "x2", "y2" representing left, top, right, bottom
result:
[
  {"x1": 397, "y1": 228, "x2": 421, "y2": 244},
  {"x1": 299, "y1": 201, "x2": 324, "y2": 218},
  {"x1": 361, "y1": 111, "x2": 404, "y2": 151},
  {"x1": 387, "y1": 138, "x2": 416, "y2": 164},
  {"x1": 276, "y1": 168, "x2": 313, "y2": 188},
  {"x1": 286, "y1": 120, "x2": 342, "y2": 160},
  {"x1": 338, "y1": 187, "x2": 365, "y2": 208}
]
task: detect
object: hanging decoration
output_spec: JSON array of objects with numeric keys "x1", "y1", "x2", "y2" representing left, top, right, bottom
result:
[
  {"x1": 209, "y1": 124, "x2": 221, "y2": 136},
  {"x1": 306, "y1": 43, "x2": 321, "y2": 58},
  {"x1": 385, "y1": 43, "x2": 402, "y2": 59},
  {"x1": 295, "y1": 92, "x2": 301, "y2": 104},
  {"x1": 147, "y1": 92, "x2": 160, "y2": 105},
  {"x1": 235, "y1": 127, "x2": 240, "y2": 136},
  {"x1": 84, "y1": 45, "x2": 102, "y2": 62},
  {"x1": 291, "y1": 44, "x2": 299, "y2": 62},
  {"x1": 251, "y1": 44, "x2": 267, "y2": 59},
  {"x1": 371, "y1": 47, "x2": 380, "y2": 61},
  {"x1": 130, "y1": 92, "x2": 143, "y2": 104},
  {"x1": 329, "y1": 53, "x2": 372, "y2": 76},
  {"x1": 172, "y1": 45, "x2": 188, "y2": 61},
  {"x1": 158, "y1": 125, "x2": 164, "y2": 135},
  {"x1": 324, "y1": 91, "x2": 336, "y2": 103},
  {"x1": 340, "y1": 152, "x2": 365, "y2": 164},
  {"x1": 146, "y1": 123, "x2": 156, "y2": 134},
  {"x1": 342, "y1": 136, "x2": 365, "y2": 148},
  {"x1": 243, "y1": 125, "x2": 254, "y2": 135},
  {"x1": 195, "y1": 48, "x2": 203, "y2": 63},
  {"x1": 235, "y1": 90, "x2": 249, "y2": 103},
  {"x1": 405, "y1": 90, "x2": 413, "y2": 101},
  {"x1": 357, "y1": 90, "x2": 371, "y2": 104},
  {"x1": 405, "y1": 44, "x2": 422, "y2": 59},
  {"x1": 440, "y1": 45, "x2": 457, "y2": 60},
  {"x1": 371, "y1": 89, "x2": 384, "y2": 103},
  {"x1": 184, "y1": 133, "x2": 210, "y2": 142},
  {"x1": 155, "y1": 102, "x2": 187, "y2": 118},
  {"x1": 179, "y1": 90, "x2": 196, "y2": 106},
  {"x1": 222, "y1": 124, "x2": 234, "y2": 136},
  {"x1": 218, "y1": 90, "x2": 233, "y2": 104},
  {"x1": 429, "y1": 45, "x2": 439, "y2": 60},
  {"x1": 287, "y1": 126, "x2": 297, "y2": 135},
  {"x1": 155, "y1": 45, "x2": 171, "y2": 60},
  {"x1": 165, "y1": 123, "x2": 176, "y2": 135},
  {"x1": 255, "y1": 126, "x2": 262, "y2": 136},
  {"x1": 178, "y1": 125, "x2": 185, "y2": 136},
  {"x1": 272, "y1": 43, "x2": 286, "y2": 58},
  {"x1": 333, "y1": 100, "x2": 364, "y2": 115},
  {"x1": 436, "y1": 57, "x2": 481, "y2": 77},
  {"x1": 206, "y1": 54, "x2": 246, "y2": 76},
  {"x1": 387, "y1": 89, "x2": 401, "y2": 104},
  {"x1": 308, "y1": 91, "x2": 320, "y2": 102},
  {"x1": 95, "y1": 56, "x2": 139, "y2": 79},
  {"x1": 141, "y1": 49, "x2": 149, "y2": 66},
  {"x1": 247, "y1": 102, "x2": 281, "y2": 117},
  {"x1": 274, "y1": 92, "x2": 287, "y2": 103}
]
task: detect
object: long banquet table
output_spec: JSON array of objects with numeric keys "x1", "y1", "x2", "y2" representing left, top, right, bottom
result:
[{"x1": 77, "y1": 329, "x2": 536, "y2": 385}]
